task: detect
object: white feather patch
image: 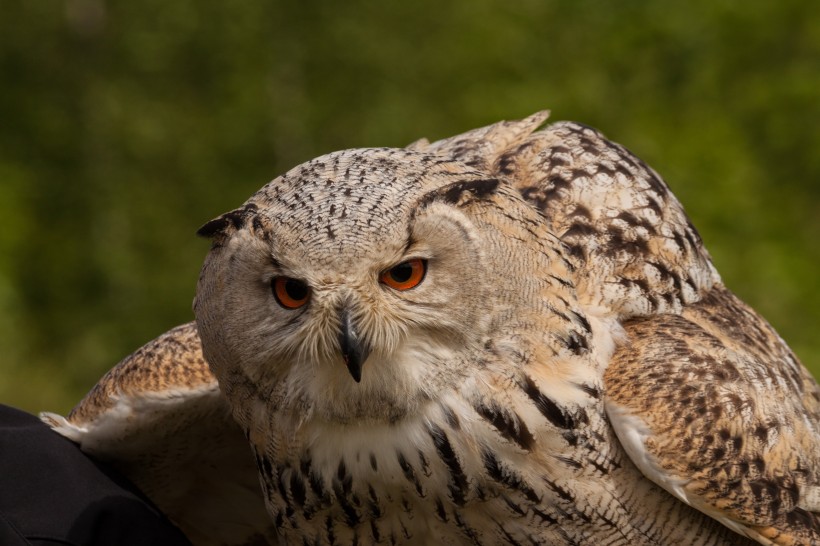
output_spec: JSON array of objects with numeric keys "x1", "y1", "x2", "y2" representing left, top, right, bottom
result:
[{"x1": 605, "y1": 401, "x2": 691, "y2": 504}]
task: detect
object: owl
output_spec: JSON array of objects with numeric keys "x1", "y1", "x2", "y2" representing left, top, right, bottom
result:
[{"x1": 44, "y1": 112, "x2": 819, "y2": 546}]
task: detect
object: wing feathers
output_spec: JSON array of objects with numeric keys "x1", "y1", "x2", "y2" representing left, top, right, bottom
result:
[
  {"x1": 605, "y1": 287, "x2": 820, "y2": 545},
  {"x1": 42, "y1": 322, "x2": 278, "y2": 546}
]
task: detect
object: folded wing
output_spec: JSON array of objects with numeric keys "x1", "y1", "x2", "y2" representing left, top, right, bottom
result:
[
  {"x1": 42, "y1": 322, "x2": 277, "y2": 546},
  {"x1": 605, "y1": 287, "x2": 820, "y2": 545}
]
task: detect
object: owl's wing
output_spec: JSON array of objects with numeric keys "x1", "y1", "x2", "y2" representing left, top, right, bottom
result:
[
  {"x1": 41, "y1": 322, "x2": 277, "y2": 546},
  {"x1": 604, "y1": 287, "x2": 820, "y2": 546}
]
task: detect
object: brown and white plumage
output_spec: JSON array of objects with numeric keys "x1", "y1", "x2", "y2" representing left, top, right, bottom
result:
[
  {"x1": 422, "y1": 114, "x2": 820, "y2": 544},
  {"x1": 45, "y1": 112, "x2": 818, "y2": 545},
  {"x1": 606, "y1": 289, "x2": 820, "y2": 545}
]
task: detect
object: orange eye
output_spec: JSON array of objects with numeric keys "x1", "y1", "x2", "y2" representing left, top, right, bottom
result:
[
  {"x1": 271, "y1": 277, "x2": 311, "y2": 309},
  {"x1": 380, "y1": 259, "x2": 427, "y2": 291}
]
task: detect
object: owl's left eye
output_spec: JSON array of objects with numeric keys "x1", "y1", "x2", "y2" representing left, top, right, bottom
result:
[
  {"x1": 272, "y1": 277, "x2": 311, "y2": 309},
  {"x1": 380, "y1": 259, "x2": 427, "y2": 291}
]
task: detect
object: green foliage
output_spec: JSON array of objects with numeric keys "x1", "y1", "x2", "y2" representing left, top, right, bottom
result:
[{"x1": 1, "y1": 0, "x2": 817, "y2": 414}]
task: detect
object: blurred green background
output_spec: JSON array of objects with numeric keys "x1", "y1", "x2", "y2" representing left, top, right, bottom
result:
[{"x1": 1, "y1": 1, "x2": 818, "y2": 414}]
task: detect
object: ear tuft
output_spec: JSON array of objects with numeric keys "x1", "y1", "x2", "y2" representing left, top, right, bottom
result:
[
  {"x1": 405, "y1": 137, "x2": 431, "y2": 151},
  {"x1": 197, "y1": 203, "x2": 259, "y2": 238},
  {"x1": 418, "y1": 111, "x2": 551, "y2": 168}
]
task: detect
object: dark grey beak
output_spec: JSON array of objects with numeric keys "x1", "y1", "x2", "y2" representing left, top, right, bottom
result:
[{"x1": 338, "y1": 309, "x2": 371, "y2": 383}]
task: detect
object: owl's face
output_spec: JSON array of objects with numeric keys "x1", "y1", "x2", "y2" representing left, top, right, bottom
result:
[{"x1": 195, "y1": 148, "x2": 565, "y2": 424}]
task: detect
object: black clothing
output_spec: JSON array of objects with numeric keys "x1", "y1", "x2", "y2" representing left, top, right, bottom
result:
[{"x1": 0, "y1": 404, "x2": 192, "y2": 546}]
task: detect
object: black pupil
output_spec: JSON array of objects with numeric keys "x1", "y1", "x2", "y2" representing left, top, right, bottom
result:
[
  {"x1": 390, "y1": 262, "x2": 414, "y2": 283},
  {"x1": 284, "y1": 279, "x2": 308, "y2": 301}
]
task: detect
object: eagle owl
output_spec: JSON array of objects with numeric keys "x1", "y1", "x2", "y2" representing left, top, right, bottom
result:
[{"x1": 44, "y1": 112, "x2": 819, "y2": 545}]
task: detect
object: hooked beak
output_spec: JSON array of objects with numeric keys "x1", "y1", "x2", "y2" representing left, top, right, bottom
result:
[{"x1": 337, "y1": 308, "x2": 371, "y2": 383}]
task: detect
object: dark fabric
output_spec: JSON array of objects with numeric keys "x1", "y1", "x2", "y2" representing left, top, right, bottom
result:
[{"x1": 0, "y1": 404, "x2": 192, "y2": 546}]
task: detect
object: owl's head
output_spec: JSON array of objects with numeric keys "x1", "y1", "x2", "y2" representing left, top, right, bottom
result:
[{"x1": 195, "y1": 148, "x2": 576, "y2": 424}]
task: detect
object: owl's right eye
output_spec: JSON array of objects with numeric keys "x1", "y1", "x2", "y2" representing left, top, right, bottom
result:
[{"x1": 271, "y1": 277, "x2": 311, "y2": 309}]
